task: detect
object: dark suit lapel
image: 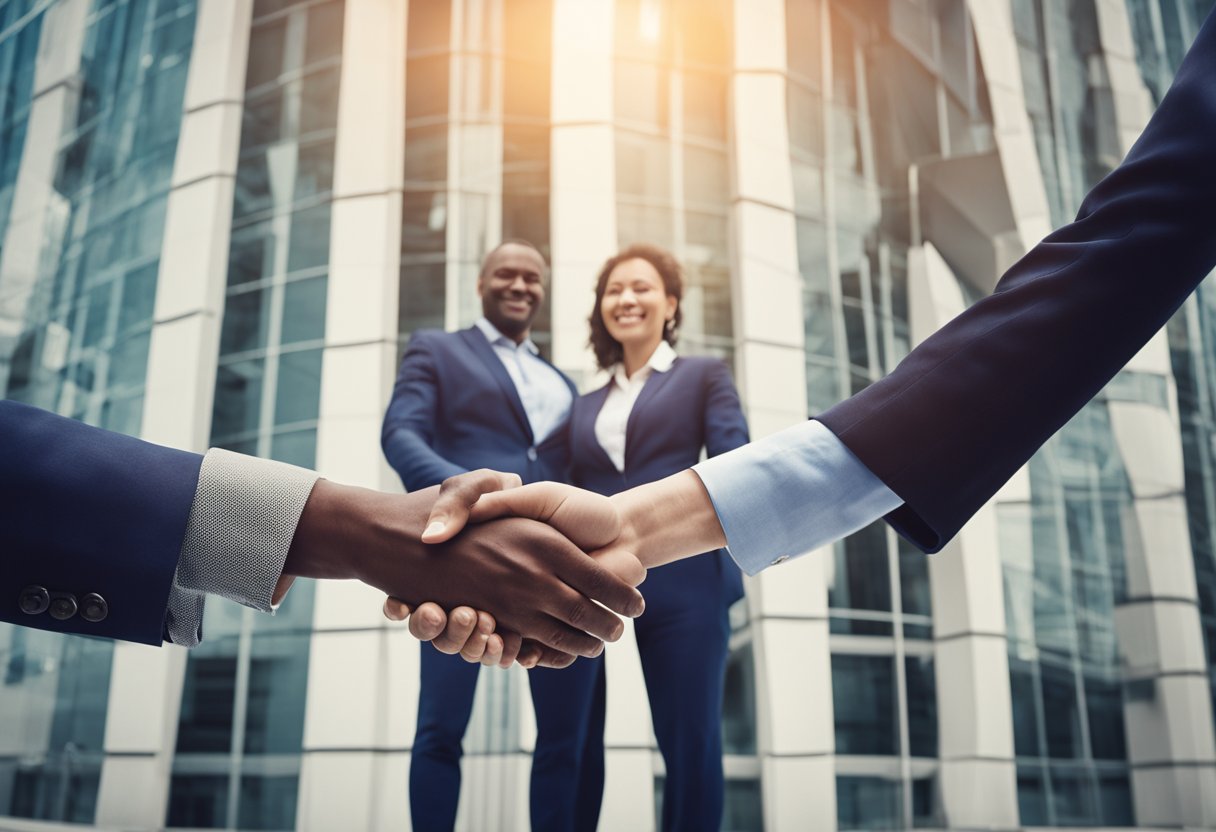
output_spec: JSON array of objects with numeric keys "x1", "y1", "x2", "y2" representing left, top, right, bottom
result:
[
  {"x1": 623, "y1": 359, "x2": 678, "y2": 469},
  {"x1": 458, "y1": 327, "x2": 533, "y2": 441},
  {"x1": 580, "y1": 383, "x2": 618, "y2": 472}
]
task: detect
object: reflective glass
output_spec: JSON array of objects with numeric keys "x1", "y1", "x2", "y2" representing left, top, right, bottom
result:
[
  {"x1": 722, "y1": 778, "x2": 763, "y2": 832},
  {"x1": 166, "y1": 775, "x2": 229, "y2": 827},
  {"x1": 1009, "y1": 658, "x2": 1042, "y2": 757},
  {"x1": 836, "y1": 775, "x2": 901, "y2": 830},
  {"x1": 904, "y1": 655, "x2": 938, "y2": 758},
  {"x1": 212, "y1": 359, "x2": 266, "y2": 439},
  {"x1": 405, "y1": 55, "x2": 450, "y2": 119},
  {"x1": 785, "y1": 0, "x2": 821, "y2": 86},
  {"x1": 832, "y1": 654, "x2": 897, "y2": 755},
  {"x1": 273, "y1": 429, "x2": 317, "y2": 469},
  {"x1": 295, "y1": 139, "x2": 336, "y2": 200},
  {"x1": 616, "y1": 131, "x2": 670, "y2": 201},
  {"x1": 503, "y1": 56, "x2": 548, "y2": 120},
  {"x1": 243, "y1": 634, "x2": 311, "y2": 753},
  {"x1": 1050, "y1": 765, "x2": 1095, "y2": 825},
  {"x1": 1085, "y1": 676, "x2": 1127, "y2": 760},
  {"x1": 1016, "y1": 765, "x2": 1050, "y2": 826},
  {"x1": 238, "y1": 775, "x2": 300, "y2": 830},
  {"x1": 683, "y1": 145, "x2": 728, "y2": 207},
  {"x1": 175, "y1": 653, "x2": 239, "y2": 753},
  {"x1": 304, "y1": 1, "x2": 344, "y2": 65},
  {"x1": 299, "y1": 66, "x2": 341, "y2": 134},
  {"x1": 827, "y1": 522, "x2": 892, "y2": 614},
  {"x1": 286, "y1": 204, "x2": 331, "y2": 273},
  {"x1": 245, "y1": 19, "x2": 286, "y2": 89},
  {"x1": 274, "y1": 349, "x2": 323, "y2": 425},
  {"x1": 399, "y1": 263, "x2": 446, "y2": 335},
  {"x1": 1040, "y1": 662, "x2": 1082, "y2": 759},
  {"x1": 402, "y1": 190, "x2": 447, "y2": 252},
  {"x1": 404, "y1": 124, "x2": 449, "y2": 185},
  {"x1": 281, "y1": 276, "x2": 328, "y2": 344},
  {"x1": 406, "y1": 0, "x2": 450, "y2": 51},
  {"x1": 683, "y1": 70, "x2": 726, "y2": 140},
  {"x1": 220, "y1": 289, "x2": 270, "y2": 355},
  {"x1": 898, "y1": 537, "x2": 932, "y2": 618},
  {"x1": 722, "y1": 642, "x2": 757, "y2": 754},
  {"x1": 1098, "y1": 773, "x2": 1134, "y2": 826}
]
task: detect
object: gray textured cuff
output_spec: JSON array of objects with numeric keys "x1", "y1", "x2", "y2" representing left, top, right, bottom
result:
[{"x1": 166, "y1": 449, "x2": 320, "y2": 645}]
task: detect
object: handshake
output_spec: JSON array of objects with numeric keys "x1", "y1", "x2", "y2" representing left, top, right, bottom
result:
[{"x1": 281, "y1": 467, "x2": 727, "y2": 670}]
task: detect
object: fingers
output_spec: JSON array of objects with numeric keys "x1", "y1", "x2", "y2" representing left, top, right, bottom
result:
[
  {"x1": 591, "y1": 547, "x2": 647, "y2": 588},
  {"x1": 431, "y1": 607, "x2": 480, "y2": 654},
  {"x1": 534, "y1": 612, "x2": 608, "y2": 659},
  {"x1": 457, "y1": 611, "x2": 495, "y2": 662},
  {"x1": 383, "y1": 596, "x2": 410, "y2": 622},
  {"x1": 495, "y1": 630, "x2": 523, "y2": 668},
  {"x1": 521, "y1": 641, "x2": 578, "y2": 669},
  {"x1": 423, "y1": 469, "x2": 524, "y2": 544},
  {"x1": 466, "y1": 482, "x2": 564, "y2": 524},
  {"x1": 480, "y1": 633, "x2": 504, "y2": 667},
  {"x1": 468, "y1": 483, "x2": 623, "y2": 551},
  {"x1": 553, "y1": 548, "x2": 646, "y2": 621}
]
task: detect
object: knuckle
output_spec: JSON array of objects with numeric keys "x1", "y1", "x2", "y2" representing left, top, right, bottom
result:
[{"x1": 565, "y1": 599, "x2": 588, "y2": 628}]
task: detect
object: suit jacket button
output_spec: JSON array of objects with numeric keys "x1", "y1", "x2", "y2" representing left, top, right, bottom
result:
[
  {"x1": 80, "y1": 593, "x2": 108, "y2": 623},
  {"x1": 19, "y1": 586, "x2": 49, "y2": 615},
  {"x1": 527, "y1": 447, "x2": 538, "y2": 462},
  {"x1": 49, "y1": 593, "x2": 78, "y2": 621}
]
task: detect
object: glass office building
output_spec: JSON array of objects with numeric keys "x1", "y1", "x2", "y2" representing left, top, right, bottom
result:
[{"x1": 1, "y1": 0, "x2": 1215, "y2": 828}]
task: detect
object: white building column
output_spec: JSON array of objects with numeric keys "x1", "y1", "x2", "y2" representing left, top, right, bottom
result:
[
  {"x1": 1085, "y1": 3, "x2": 1216, "y2": 825},
  {"x1": 548, "y1": 3, "x2": 658, "y2": 827},
  {"x1": 297, "y1": 2, "x2": 415, "y2": 831},
  {"x1": 731, "y1": 1, "x2": 836, "y2": 830},
  {"x1": 95, "y1": 1, "x2": 253, "y2": 827},
  {"x1": 549, "y1": 0, "x2": 617, "y2": 388}
]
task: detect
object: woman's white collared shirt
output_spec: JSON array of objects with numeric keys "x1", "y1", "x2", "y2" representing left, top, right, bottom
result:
[{"x1": 594, "y1": 341, "x2": 677, "y2": 472}]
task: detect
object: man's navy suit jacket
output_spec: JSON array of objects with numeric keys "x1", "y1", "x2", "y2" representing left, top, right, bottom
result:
[
  {"x1": 569, "y1": 355, "x2": 748, "y2": 601},
  {"x1": 381, "y1": 327, "x2": 577, "y2": 491},
  {"x1": 0, "y1": 399, "x2": 200, "y2": 644},
  {"x1": 819, "y1": 7, "x2": 1216, "y2": 553}
]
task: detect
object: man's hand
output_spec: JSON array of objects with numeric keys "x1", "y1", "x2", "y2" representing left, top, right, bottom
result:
[
  {"x1": 281, "y1": 477, "x2": 646, "y2": 659},
  {"x1": 382, "y1": 472, "x2": 644, "y2": 668}
]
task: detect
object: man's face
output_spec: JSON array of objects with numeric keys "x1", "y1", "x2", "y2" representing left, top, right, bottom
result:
[{"x1": 478, "y1": 244, "x2": 546, "y2": 341}]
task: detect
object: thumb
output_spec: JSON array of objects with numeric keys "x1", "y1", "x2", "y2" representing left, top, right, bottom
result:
[{"x1": 422, "y1": 469, "x2": 524, "y2": 543}]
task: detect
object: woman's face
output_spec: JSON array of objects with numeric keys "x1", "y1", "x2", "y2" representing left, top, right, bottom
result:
[{"x1": 600, "y1": 257, "x2": 677, "y2": 353}]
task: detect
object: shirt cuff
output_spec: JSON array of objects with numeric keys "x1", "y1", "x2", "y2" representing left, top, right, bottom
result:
[
  {"x1": 167, "y1": 449, "x2": 320, "y2": 645},
  {"x1": 692, "y1": 420, "x2": 904, "y2": 575}
]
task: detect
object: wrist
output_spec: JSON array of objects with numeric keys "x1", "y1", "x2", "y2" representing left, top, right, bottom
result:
[{"x1": 284, "y1": 479, "x2": 402, "y2": 582}]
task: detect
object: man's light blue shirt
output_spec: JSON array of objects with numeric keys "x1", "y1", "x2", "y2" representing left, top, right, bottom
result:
[
  {"x1": 693, "y1": 420, "x2": 904, "y2": 575},
  {"x1": 474, "y1": 317, "x2": 572, "y2": 443}
]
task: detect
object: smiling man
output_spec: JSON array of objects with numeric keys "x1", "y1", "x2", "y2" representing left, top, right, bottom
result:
[{"x1": 381, "y1": 240, "x2": 591, "y2": 832}]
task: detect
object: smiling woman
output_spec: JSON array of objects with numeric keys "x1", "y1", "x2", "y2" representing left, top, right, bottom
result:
[{"x1": 588, "y1": 243, "x2": 684, "y2": 372}]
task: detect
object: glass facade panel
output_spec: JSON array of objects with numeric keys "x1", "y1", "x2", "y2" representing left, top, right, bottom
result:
[
  {"x1": 832, "y1": 654, "x2": 897, "y2": 755},
  {"x1": 837, "y1": 775, "x2": 902, "y2": 831}
]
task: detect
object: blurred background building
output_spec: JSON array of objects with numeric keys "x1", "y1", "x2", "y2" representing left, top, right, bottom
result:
[{"x1": 0, "y1": 0, "x2": 1214, "y2": 829}]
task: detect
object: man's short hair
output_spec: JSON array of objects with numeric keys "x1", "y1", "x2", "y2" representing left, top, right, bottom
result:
[{"x1": 479, "y1": 239, "x2": 548, "y2": 280}]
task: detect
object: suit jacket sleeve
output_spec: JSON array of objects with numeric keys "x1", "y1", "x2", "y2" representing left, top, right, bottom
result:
[
  {"x1": 817, "y1": 8, "x2": 1216, "y2": 553},
  {"x1": 702, "y1": 359, "x2": 750, "y2": 458},
  {"x1": 0, "y1": 399, "x2": 202, "y2": 645},
  {"x1": 381, "y1": 331, "x2": 468, "y2": 491}
]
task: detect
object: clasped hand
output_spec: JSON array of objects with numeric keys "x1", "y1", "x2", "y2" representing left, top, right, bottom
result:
[{"x1": 382, "y1": 470, "x2": 643, "y2": 670}]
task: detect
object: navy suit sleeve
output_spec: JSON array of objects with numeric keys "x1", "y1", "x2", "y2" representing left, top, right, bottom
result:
[
  {"x1": 702, "y1": 359, "x2": 750, "y2": 458},
  {"x1": 0, "y1": 400, "x2": 202, "y2": 645},
  {"x1": 818, "y1": 8, "x2": 1216, "y2": 553},
  {"x1": 381, "y1": 332, "x2": 467, "y2": 491}
]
